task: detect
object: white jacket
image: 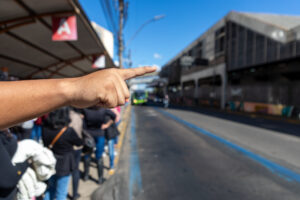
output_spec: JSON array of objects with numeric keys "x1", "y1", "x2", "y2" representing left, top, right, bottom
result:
[
  {"x1": 12, "y1": 140, "x2": 56, "y2": 199},
  {"x1": 16, "y1": 168, "x2": 47, "y2": 200}
]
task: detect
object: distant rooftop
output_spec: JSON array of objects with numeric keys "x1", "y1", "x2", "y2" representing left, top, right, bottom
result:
[
  {"x1": 162, "y1": 11, "x2": 300, "y2": 69},
  {"x1": 240, "y1": 12, "x2": 300, "y2": 30}
]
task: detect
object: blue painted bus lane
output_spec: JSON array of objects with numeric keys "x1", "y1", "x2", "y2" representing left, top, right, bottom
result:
[
  {"x1": 157, "y1": 108, "x2": 300, "y2": 184},
  {"x1": 129, "y1": 107, "x2": 143, "y2": 200}
]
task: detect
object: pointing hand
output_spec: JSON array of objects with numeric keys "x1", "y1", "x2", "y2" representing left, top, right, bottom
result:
[{"x1": 69, "y1": 66, "x2": 156, "y2": 108}]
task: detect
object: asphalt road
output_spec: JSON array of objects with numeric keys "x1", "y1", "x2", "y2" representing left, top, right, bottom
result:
[{"x1": 132, "y1": 106, "x2": 300, "y2": 200}]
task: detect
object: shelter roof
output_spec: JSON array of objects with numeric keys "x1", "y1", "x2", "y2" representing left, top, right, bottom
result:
[{"x1": 0, "y1": 0, "x2": 115, "y2": 79}]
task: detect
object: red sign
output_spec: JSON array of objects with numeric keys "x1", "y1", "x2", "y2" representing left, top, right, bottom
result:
[{"x1": 52, "y1": 16, "x2": 77, "y2": 41}]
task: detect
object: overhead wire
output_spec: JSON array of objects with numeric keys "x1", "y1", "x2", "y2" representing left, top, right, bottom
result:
[
  {"x1": 104, "y1": 0, "x2": 118, "y2": 33},
  {"x1": 99, "y1": 0, "x2": 118, "y2": 35},
  {"x1": 99, "y1": 0, "x2": 113, "y2": 31},
  {"x1": 98, "y1": 0, "x2": 130, "y2": 66}
]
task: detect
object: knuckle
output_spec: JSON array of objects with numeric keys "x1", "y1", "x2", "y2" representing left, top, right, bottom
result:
[
  {"x1": 113, "y1": 94, "x2": 118, "y2": 104},
  {"x1": 124, "y1": 90, "x2": 130, "y2": 98},
  {"x1": 119, "y1": 98, "x2": 125, "y2": 105},
  {"x1": 105, "y1": 79, "x2": 115, "y2": 90},
  {"x1": 109, "y1": 97, "x2": 117, "y2": 108}
]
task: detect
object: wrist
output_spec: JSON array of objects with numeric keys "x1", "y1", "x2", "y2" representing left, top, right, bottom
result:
[{"x1": 58, "y1": 78, "x2": 78, "y2": 106}]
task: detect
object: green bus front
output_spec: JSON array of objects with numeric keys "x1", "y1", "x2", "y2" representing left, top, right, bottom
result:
[{"x1": 132, "y1": 90, "x2": 148, "y2": 105}]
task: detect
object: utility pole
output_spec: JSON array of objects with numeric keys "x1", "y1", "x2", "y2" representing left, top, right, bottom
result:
[{"x1": 118, "y1": 0, "x2": 124, "y2": 68}]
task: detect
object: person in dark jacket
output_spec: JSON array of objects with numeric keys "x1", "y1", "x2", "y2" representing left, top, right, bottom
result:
[
  {"x1": 82, "y1": 106, "x2": 116, "y2": 184},
  {"x1": 0, "y1": 130, "x2": 29, "y2": 200},
  {"x1": 69, "y1": 108, "x2": 84, "y2": 200},
  {"x1": 105, "y1": 115, "x2": 120, "y2": 174},
  {"x1": 42, "y1": 107, "x2": 83, "y2": 200}
]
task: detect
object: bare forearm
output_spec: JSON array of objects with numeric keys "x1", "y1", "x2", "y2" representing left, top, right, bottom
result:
[
  {"x1": 0, "y1": 67, "x2": 156, "y2": 129},
  {"x1": 0, "y1": 79, "x2": 74, "y2": 129}
]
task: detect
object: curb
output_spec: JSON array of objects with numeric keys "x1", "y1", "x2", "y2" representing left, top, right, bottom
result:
[{"x1": 113, "y1": 105, "x2": 132, "y2": 171}]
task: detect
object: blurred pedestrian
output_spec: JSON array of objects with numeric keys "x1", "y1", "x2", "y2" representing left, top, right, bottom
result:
[
  {"x1": 69, "y1": 108, "x2": 84, "y2": 200},
  {"x1": 82, "y1": 107, "x2": 116, "y2": 184},
  {"x1": 42, "y1": 107, "x2": 83, "y2": 200},
  {"x1": 111, "y1": 106, "x2": 121, "y2": 145},
  {"x1": 0, "y1": 129, "x2": 30, "y2": 200},
  {"x1": 104, "y1": 111, "x2": 119, "y2": 174},
  {"x1": 164, "y1": 94, "x2": 169, "y2": 108},
  {"x1": 21, "y1": 119, "x2": 35, "y2": 140},
  {"x1": 9, "y1": 125, "x2": 23, "y2": 141},
  {"x1": 31, "y1": 116, "x2": 46, "y2": 143}
]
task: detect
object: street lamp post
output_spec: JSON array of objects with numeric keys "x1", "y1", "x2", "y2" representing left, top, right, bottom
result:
[
  {"x1": 126, "y1": 15, "x2": 165, "y2": 48},
  {"x1": 125, "y1": 14, "x2": 165, "y2": 68}
]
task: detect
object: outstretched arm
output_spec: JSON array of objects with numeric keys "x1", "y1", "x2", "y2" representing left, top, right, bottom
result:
[{"x1": 0, "y1": 66, "x2": 156, "y2": 129}]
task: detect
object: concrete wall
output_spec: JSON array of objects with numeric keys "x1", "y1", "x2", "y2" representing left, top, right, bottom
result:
[
  {"x1": 227, "y1": 81, "x2": 300, "y2": 105},
  {"x1": 181, "y1": 63, "x2": 227, "y2": 109}
]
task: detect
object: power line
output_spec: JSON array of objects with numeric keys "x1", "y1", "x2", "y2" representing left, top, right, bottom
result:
[
  {"x1": 104, "y1": 0, "x2": 118, "y2": 33},
  {"x1": 99, "y1": 0, "x2": 113, "y2": 31},
  {"x1": 99, "y1": 0, "x2": 118, "y2": 34},
  {"x1": 98, "y1": 0, "x2": 129, "y2": 68}
]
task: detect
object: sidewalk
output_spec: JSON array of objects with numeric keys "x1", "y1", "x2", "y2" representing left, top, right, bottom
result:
[
  {"x1": 170, "y1": 104, "x2": 300, "y2": 125},
  {"x1": 68, "y1": 105, "x2": 132, "y2": 200}
]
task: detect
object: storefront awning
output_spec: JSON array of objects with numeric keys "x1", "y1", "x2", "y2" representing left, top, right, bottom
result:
[{"x1": 0, "y1": 0, "x2": 115, "y2": 79}]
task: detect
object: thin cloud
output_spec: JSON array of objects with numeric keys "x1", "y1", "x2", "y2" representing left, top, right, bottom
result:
[
  {"x1": 153, "y1": 53, "x2": 162, "y2": 59},
  {"x1": 114, "y1": 60, "x2": 119, "y2": 67}
]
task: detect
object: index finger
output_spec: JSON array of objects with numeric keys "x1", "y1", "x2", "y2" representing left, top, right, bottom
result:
[{"x1": 118, "y1": 66, "x2": 157, "y2": 80}]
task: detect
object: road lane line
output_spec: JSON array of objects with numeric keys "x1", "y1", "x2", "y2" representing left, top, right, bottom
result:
[
  {"x1": 157, "y1": 108, "x2": 300, "y2": 183},
  {"x1": 129, "y1": 107, "x2": 143, "y2": 200}
]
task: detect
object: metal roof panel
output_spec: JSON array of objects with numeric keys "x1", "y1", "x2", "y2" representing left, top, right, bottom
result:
[
  {"x1": 241, "y1": 12, "x2": 300, "y2": 30},
  {"x1": 0, "y1": 0, "x2": 115, "y2": 79},
  {"x1": 0, "y1": 0, "x2": 29, "y2": 21},
  {"x1": 10, "y1": 20, "x2": 81, "y2": 60},
  {"x1": 0, "y1": 34, "x2": 58, "y2": 66}
]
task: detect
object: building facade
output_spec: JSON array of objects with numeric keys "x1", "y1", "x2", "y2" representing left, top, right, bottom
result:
[{"x1": 160, "y1": 11, "x2": 300, "y2": 117}]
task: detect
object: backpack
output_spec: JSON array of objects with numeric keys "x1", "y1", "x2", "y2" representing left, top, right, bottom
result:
[
  {"x1": 82, "y1": 130, "x2": 96, "y2": 154},
  {"x1": 105, "y1": 123, "x2": 120, "y2": 140}
]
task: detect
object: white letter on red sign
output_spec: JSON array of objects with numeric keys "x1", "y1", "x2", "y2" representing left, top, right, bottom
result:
[
  {"x1": 57, "y1": 18, "x2": 71, "y2": 35},
  {"x1": 52, "y1": 16, "x2": 77, "y2": 41}
]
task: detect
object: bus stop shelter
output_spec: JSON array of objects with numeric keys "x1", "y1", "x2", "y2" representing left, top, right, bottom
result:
[{"x1": 0, "y1": 0, "x2": 115, "y2": 79}]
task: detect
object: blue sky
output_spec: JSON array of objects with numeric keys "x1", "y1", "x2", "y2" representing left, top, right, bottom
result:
[{"x1": 79, "y1": 0, "x2": 300, "y2": 70}]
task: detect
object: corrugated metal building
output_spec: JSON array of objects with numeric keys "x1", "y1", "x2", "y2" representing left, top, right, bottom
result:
[{"x1": 160, "y1": 11, "x2": 300, "y2": 117}]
